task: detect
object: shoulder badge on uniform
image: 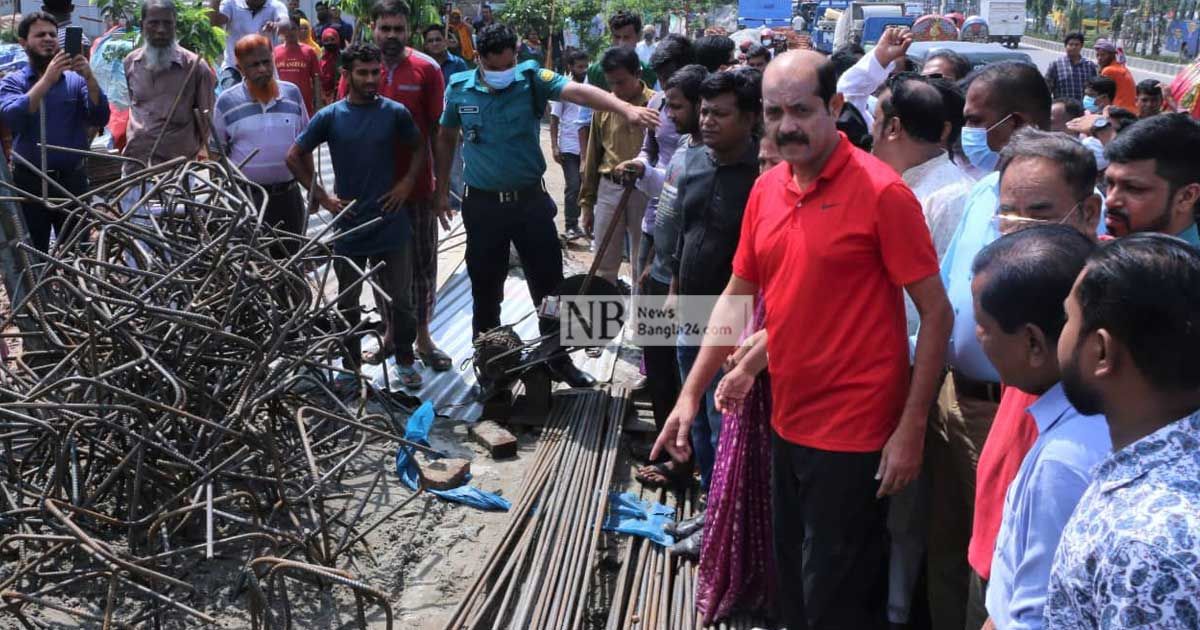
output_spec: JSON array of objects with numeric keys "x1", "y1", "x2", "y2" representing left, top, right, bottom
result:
[{"x1": 538, "y1": 69, "x2": 556, "y2": 83}]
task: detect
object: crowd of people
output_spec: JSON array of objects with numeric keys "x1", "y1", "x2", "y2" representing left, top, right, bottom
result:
[{"x1": 3, "y1": 2, "x2": 1200, "y2": 629}]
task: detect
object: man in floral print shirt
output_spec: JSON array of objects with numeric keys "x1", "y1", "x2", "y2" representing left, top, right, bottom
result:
[{"x1": 1047, "y1": 233, "x2": 1200, "y2": 629}]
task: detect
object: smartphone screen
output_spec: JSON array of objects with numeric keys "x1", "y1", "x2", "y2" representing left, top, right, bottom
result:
[{"x1": 65, "y1": 26, "x2": 82, "y2": 57}]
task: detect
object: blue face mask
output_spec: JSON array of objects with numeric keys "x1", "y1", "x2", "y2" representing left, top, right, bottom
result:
[
  {"x1": 1082, "y1": 95, "x2": 1098, "y2": 113},
  {"x1": 482, "y1": 66, "x2": 516, "y2": 89},
  {"x1": 960, "y1": 113, "x2": 1012, "y2": 172}
]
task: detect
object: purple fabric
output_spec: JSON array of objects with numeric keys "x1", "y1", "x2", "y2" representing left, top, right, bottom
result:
[{"x1": 696, "y1": 298, "x2": 775, "y2": 623}]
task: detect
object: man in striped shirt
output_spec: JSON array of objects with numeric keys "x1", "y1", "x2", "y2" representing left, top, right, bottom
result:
[{"x1": 212, "y1": 34, "x2": 309, "y2": 255}]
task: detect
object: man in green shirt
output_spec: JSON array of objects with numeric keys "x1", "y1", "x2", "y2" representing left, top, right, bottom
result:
[
  {"x1": 586, "y1": 11, "x2": 657, "y2": 91},
  {"x1": 433, "y1": 23, "x2": 658, "y2": 389}
]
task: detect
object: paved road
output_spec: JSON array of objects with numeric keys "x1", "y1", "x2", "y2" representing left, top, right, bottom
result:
[{"x1": 1017, "y1": 41, "x2": 1178, "y2": 83}]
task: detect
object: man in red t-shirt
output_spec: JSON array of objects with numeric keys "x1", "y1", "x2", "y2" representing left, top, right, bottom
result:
[
  {"x1": 651, "y1": 51, "x2": 953, "y2": 629},
  {"x1": 335, "y1": 0, "x2": 450, "y2": 374},
  {"x1": 274, "y1": 18, "x2": 321, "y2": 115}
]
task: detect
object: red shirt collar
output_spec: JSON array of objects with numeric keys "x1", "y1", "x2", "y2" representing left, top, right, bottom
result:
[{"x1": 784, "y1": 132, "x2": 853, "y2": 197}]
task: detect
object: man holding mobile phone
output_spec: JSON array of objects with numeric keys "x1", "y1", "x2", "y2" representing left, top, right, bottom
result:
[{"x1": 0, "y1": 11, "x2": 109, "y2": 251}]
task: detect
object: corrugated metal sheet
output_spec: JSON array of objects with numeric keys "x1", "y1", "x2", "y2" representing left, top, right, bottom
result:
[{"x1": 309, "y1": 146, "x2": 621, "y2": 422}]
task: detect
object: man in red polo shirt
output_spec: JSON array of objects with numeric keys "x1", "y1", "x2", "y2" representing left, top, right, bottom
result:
[
  {"x1": 652, "y1": 50, "x2": 953, "y2": 629},
  {"x1": 335, "y1": 0, "x2": 451, "y2": 377}
]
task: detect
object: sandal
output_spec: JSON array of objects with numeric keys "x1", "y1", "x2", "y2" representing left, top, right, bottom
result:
[
  {"x1": 669, "y1": 530, "x2": 703, "y2": 559},
  {"x1": 665, "y1": 511, "x2": 705, "y2": 538},
  {"x1": 391, "y1": 363, "x2": 424, "y2": 390},
  {"x1": 635, "y1": 460, "x2": 691, "y2": 489},
  {"x1": 419, "y1": 347, "x2": 453, "y2": 372}
]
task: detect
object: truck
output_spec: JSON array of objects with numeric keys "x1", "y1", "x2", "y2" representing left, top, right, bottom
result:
[
  {"x1": 798, "y1": 0, "x2": 852, "y2": 53},
  {"x1": 980, "y1": 0, "x2": 1026, "y2": 48},
  {"x1": 832, "y1": 2, "x2": 912, "y2": 49}
]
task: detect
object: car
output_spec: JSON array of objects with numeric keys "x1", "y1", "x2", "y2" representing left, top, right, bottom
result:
[{"x1": 905, "y1": 40, "x2": 1034, "y2": 73}]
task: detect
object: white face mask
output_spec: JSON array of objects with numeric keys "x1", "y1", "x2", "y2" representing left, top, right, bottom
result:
[{"x1": 482, "y1": 66, "x2": 516, "y2": 89}]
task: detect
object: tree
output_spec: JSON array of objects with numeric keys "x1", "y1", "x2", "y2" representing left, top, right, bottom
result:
[{"x1": 97, "y1": 0, "x2": 226, "y2": 63}]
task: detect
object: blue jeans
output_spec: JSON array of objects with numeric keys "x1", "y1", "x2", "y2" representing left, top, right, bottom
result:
[{"x1": 677, "y1": 342, "x2": 722, "y2": 490}]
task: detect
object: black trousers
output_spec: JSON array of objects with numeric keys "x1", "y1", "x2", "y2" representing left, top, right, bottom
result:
[
  {"x1": 248, "y1": 182, "x2": 307, "y2": 257},
  {"x1": 772, "y1": 432, "x2": 889, "y2": 630},
  {"x1": 560, "y1": 152, "x2": 581, "y2": 230},
  {"x1": 640, "y1": 274, "x2": 679, "y2": 431},
  {"x1": 333, "y1": 247, "x2": 416, "y2": 368},
  {"x1": 14, "y1": 165, "x2": 89, "y2": 252},
  {"x1": 461, "y1": 187, "x2": 563, "y2": 338},
  {"x1": 964, "y1": 571, "x2": 989, "y2": 630}
]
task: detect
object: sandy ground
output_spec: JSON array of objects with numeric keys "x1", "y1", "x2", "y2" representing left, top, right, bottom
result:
[{"x1": 0, "y1": 122, "x2": 656, "y2": 629}]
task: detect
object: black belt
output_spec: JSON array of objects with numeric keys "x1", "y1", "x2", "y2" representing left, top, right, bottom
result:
[
  {"x1": 463, "y1": 181, "x2": 544, "y2": 204},
  {"x1": 951, "y1": 370, "x2": 1002, "y2": 403},
  {"x1": 261, "y1": 180, "x2": 297, "y2": 195}
]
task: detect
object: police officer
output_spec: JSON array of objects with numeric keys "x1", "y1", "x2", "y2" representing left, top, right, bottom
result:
[{"x1": 434, "y1": 23, "x2": 659, "y2": 388}]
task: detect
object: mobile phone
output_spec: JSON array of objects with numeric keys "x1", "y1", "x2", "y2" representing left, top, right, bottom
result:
[{"x1": 65, "y1": 26, "x2": 82, "y2": 57}]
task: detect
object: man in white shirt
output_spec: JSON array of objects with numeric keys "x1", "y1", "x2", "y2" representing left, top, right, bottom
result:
[
  {"x1": 870, "y1": 70, "x2": 974, "y2": 630},
  {"x1": 550, "y1": 48, "x2": 590, "y2": 239},
  {"x1": 208, "y1": 0, "x2": 289, "y2": 88},
  {"x1": 636, "y1": 25, "x2": 657, "y2": 64}
]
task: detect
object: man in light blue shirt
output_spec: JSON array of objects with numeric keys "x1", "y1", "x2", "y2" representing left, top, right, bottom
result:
[
  {"x1": 968, "y1": 225, "x2": 1111, "y2": 630},
  {"x1": 925, "y1": 60, "x2": 1053, "y2": 630}
]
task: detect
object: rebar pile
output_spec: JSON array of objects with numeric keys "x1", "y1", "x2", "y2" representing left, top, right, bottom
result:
[
  {"x1": 442, "y1": 388, "x2": 629, "y2": 630},
  {"x1": 0, "y1": 156, "x2": 426, "y2": 628},
  {"x1": 605, "y1": 489, "x2": 773, "y2": 630}
]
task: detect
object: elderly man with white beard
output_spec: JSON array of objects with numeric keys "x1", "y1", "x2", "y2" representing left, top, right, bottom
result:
[{"x1": 123, "y1": 0, "x2": 216, "y2": 170}]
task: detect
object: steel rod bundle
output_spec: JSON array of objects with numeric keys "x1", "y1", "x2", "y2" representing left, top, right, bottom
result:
[
  {"x1": 442, "y1": 387, "x2": 629, "y2": 630},
  {"x1": 603, "y1": 488, "x2": 772, "y2": 630},
  {"x1": 0, "y1": 155, "x2": 429, "y2": 628}
]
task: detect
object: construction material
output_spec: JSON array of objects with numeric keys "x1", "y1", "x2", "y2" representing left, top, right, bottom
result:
[
  {"x1": 442, "y1": 388, "x2": 629, "y2": 630},
  {"x1": 0, "y1": 152, "x2": 431, "y2": 628},
  {"x1": 604, "y1": 487, "x2": 776, "y2": 630},
  {"x1": 418, "y1": 458, "x2": 472, "y2": 490},
  {"x1": 469, "y1": 421, "x2": 519, "y2": 459}
]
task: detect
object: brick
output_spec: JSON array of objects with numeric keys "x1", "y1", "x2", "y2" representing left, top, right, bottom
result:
[
  {"x1": 418, "y1": 458, "x2": 471, "y2": 490},
  {"x1": 470, "y1": 421, "x2": 519, "y2": 459}
]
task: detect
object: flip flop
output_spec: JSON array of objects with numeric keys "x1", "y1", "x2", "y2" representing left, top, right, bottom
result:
[
  {"x1": 669, "y1": 530, "x2": 703, "y2": 559},
  {"x1": 664, "y1": 511, "x2": 705, "y2": 538},
  {"x1": 419, "y1": 348, "x2": 453, "y2": 372},
  {"x1": 635, "y1": 461, "x2": 690, "y2": 489},
  {"x1": 391, "y1": 363, "x2": 424, "y2": 390}
]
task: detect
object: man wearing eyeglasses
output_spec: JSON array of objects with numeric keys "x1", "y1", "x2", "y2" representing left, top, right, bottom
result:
[
  {"x1": 995, "y1": 128, "x2": 1102, "y2": 238},
  {"x1": 929, "y1": 60, "x2": 1053, "y2": 630}
]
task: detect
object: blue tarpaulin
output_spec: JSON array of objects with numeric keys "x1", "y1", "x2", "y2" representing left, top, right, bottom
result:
[
  {"x1": 394, "y1": 402, "x2": 511, "y2": 511},
  {"x1": 602, "y1": 492, "x2": 676, "y2": 546}
]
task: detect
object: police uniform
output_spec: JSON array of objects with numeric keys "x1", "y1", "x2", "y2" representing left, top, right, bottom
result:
[{"x1": 441, "y1": 60, "x2": 569, "y2": 338}]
